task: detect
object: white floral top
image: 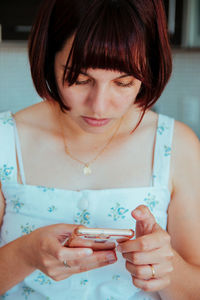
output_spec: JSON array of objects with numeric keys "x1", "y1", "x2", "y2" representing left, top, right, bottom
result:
[{"x1": 0, "y1": 111, "x2": 174, "y2": 300}]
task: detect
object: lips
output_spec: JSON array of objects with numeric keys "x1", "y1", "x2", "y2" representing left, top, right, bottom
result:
[{"x1": 82, "y1": 116, "x2": 111, "y2": 127}]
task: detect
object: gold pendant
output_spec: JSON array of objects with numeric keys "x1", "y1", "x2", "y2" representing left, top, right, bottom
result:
[{"x1": 83, "y1": 164, "x2": 92, "y2": 175}]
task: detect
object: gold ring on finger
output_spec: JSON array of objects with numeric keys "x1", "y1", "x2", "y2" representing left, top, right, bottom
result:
[{"x1": 149, "y1": 264, "x2": 156, "y2": 279}]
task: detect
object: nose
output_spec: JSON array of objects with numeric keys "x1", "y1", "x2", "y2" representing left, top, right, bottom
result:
[{"x1": 88, "y1": 85, "x2": 109, "y2": 117}]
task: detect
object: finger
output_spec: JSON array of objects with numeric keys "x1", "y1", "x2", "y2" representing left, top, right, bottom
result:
[
  {"x1": 117, "y1": 229, "x2": 167, "y2": 253},
  {"x1": 67, "y1": 237, "x2": 116, "y2": 250},
  {"x1": 43, "y1": 250, "x2": 117, "y2": 281},
  {"x1": 59, "y1": 247, "x2": 93, "y2": 261},
  {"x1": 45, "y1": 237, "x2": 93, "y2": 261},
  {"x1": 126, "y1": 261, "x2": 173, "y2": 280},
  {"x1": 132, "y1": 205, "x2": 157, "y2": 235},
  {"x1": 132, "y1": 275, "x2": 171, "y2": 292},
  {"x1": 122, "y1": 245, "x2": 174, "y2": 265},
  {"x1": 132, "y1": 205, "x2": 155, "y2": 223},
  {"x1": 41, "y1": 224, "x2": 80, "y2": 245},
  {"x1": 68, "y1": 250, "x2": 117, "y2": 270},
  {"x1": 54, "y1": 251, "x2": 117, "y2": 281},
  {"x1": 47, "y1": 223, "x2": 79, "y2": 236}
]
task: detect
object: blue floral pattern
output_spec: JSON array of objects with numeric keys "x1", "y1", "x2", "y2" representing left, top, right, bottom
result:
[
  {"x1": 164, "y1": 145, "x2": 171, "y2": 157},
  {"x1": 74, "y1": 209, "x2": 90, "y2": 225},
  {"x1": 34, "y1": 272, "x2": 52, "y2": 285},
  {"x1": 48, "y1": 205, "x2": 57, "y2": 213},
  {"x1": 0, "y1": 115, "x2": 14, "y2": 126},
  {"x1": 112, "y1": 274, "x2": 120, "y2": 280},
  {"x1": 11, "y1": 195, "x2": 24, "y2": 213},
  {"x1": 21, "y1": 223, "x2": 35, "y2": 235},
  {"x1": 80, "y1": 279, "x2": 88, "y2": 286},
  {"x1": 157, "y1": 122, "x2": 169, "y2": 135},
  {"x1": 144, "y1": 193, "x2": 159, "y2": 212},
  {"x1": 108, "y1": 202, "x2": 129, "y2": 221},
  {"x1": 21, "y1": 286, "x2": 35, "y2": 299},
  {"x1": 1, "y1": 292, "x2": 9, "y2": 299},
  {"x1": 0, "y1": 164, "x2": 14, "y2": 181},
  {"x1": 152, "y1": 174, "x2": 157, "y2": 184}
]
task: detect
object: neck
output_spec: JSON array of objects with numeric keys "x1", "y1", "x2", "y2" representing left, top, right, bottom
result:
[{"x1": 46, "y1": 99, "x2": 143, "y2": 145}]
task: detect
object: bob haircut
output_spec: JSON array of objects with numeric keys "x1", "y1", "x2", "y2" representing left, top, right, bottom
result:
[{"x1": 29, "y1": 0, "x2": 172, "y2": 116}]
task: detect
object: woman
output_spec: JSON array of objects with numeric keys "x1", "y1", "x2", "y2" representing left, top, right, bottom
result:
[{"x1": 0, "y1": 0, "x2": 200, "y2": 299}]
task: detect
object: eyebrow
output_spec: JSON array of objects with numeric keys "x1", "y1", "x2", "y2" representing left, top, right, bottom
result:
[{"x1": 61, "y1": 65, "x2": 132, "y2": 79}]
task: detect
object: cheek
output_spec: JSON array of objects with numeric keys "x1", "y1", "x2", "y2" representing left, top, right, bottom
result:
[
  {"x1": 111, "y1": 91, "x2": 135, "y2": 110},
  {"x1": 58, "y1": 87, "x2": 85, "y2": 108}
]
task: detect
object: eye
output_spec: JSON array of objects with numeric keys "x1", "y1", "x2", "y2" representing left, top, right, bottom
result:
[
  {"x1": 74, "y1": 73, "x2": 92, "y2": 85},
  {"x1": 115, "y1": 81, "x2": 134, "y2": 87},
  {"x1": 75, "y1": 79, "x2": 91, "y2": 85}
]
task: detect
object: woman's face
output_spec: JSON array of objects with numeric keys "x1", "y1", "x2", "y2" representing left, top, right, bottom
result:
[{"x1": 54, "y1": 37, "x2": 142, "y2": 134}]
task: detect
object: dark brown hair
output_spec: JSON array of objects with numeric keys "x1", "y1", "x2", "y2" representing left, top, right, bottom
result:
[{"x1": 29, "y1": 0, "x2": 172, "y2": 116}]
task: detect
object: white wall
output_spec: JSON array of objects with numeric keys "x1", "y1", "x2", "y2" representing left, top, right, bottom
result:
[
  {"x1": 0, "y1": 42, "x2": 200, "y2": 137},
  {"x1": 0, "y1": 42, "x2": 41, "y2": 113},
  {"x1": 155, "y1": 50, "x2": 200, "y2": 137}
]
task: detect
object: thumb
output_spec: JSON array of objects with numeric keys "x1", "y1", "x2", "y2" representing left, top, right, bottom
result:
[{"x1": 131, "y1": 205, "x2": 157, "y2": 236}]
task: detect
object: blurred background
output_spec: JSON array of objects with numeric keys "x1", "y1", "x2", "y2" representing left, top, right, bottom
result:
[{"x1": 0, "y1": 0, "x2": 200, "y2": 138}]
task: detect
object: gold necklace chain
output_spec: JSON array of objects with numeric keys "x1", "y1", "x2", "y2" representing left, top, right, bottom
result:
[{"x1": 59, "y1": 112, "x2": 123, "y2": 175}]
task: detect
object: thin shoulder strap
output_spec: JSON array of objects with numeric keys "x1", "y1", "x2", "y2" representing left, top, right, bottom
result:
[
  {"x1": 152, "y1": 114, "x2": 175, "y2": 188},
  {"x1": 12, "y1": 115, "x2": 26, "y2": 185},
  {"x1": 0, "y1": 111, "x2": 18, "y2": 183}
]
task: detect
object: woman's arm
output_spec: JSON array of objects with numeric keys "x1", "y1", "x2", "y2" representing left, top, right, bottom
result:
[
  {"x1": 117, "y1": 121, "x2": 200, "y2": 299},
  {"x1": 158, "y1": 122, "x2": 200, "y2": 300},
  {"x1": 0, "y1": 186, "x2": 117, "y2": 295},
  {"x1": 0, "y1": 187, "x2": 35, "y2": 292},
  {"x1": 0, "y1": 234, "x2": 36, "y2": 293}
]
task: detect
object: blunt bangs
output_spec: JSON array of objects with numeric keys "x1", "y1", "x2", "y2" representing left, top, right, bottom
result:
[
  {"x1": 29, "y1": 0, "x2": 172, "y2": 113},
  {"x1": 64, "y1": 0, "x2": 148, "y2": 88}
]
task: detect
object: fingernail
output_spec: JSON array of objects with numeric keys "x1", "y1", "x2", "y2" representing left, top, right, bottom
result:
[
  {"x1": 82, "y1": 249, "x2": 93, "y2": 256},
  {"x1": 108, "y1": 259, "x2": 117, "y2": 264},
  {"x1": 106, "y1": 253, "x2": 116, "y2": 262},
  {"x1": 116, "y1": 245, "x2": 122, "y2": 252},
  {"x1": 134, "y1": 210, "x2": 142, "y2": 217}
]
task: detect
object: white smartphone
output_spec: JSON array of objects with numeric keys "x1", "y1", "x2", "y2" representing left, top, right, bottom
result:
[{"x1": 65, "y1": 226, "x2": 134, "y2": 249}]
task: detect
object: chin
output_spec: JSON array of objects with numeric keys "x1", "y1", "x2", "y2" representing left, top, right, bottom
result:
[
  {"x1": 81, "y1": 125, "x2": 112, "y2": 134},
  {"x1": 79, "y1": 120, "x2": 115, "y2": 134}
]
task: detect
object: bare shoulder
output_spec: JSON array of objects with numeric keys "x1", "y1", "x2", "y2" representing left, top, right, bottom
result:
[
  {"x1": 14, "y1": 101, "x2": 46, "y2": 127},
  {"x1": 171, "y1": 120, "x2": 200, "y2": 182},
  {"x1": 173, "y1": 120, "x2": 200, "y2": 152},
  {"x1": 13, "y1": 101, "x2": 56, "y2": 138}
]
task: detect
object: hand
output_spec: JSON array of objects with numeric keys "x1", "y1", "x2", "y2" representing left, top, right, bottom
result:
[
  {"x1": 117, "y1": 205, "x2": 174, "y2": 292},
  {"x1": 22, "y1": 224, "x2": 117, "y2": 281}
]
